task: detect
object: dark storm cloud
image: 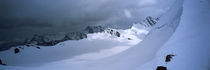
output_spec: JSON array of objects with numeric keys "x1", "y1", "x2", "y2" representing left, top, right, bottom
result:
[
  {"x1": 0, "y1": 0, "x2": 118, "y2": 42},
  {"x1": 0, "y1": 0, "x2": 172, "y2": 44},
  {"x1": 0, "y1": 0, "x2": 111, "y2": 28},
  {"x1": 0, "y1": 18, "x2": 53, "y2": 29}
]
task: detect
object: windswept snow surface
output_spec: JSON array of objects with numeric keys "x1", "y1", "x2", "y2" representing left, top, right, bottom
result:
[{"x1": 156, "y1": 0, "x2": 210, "y2": 70}]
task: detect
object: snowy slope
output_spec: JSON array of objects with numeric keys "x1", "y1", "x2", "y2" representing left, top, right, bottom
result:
[{"x1": 156, "y1": 0, "x2": 210, "y2": 70}]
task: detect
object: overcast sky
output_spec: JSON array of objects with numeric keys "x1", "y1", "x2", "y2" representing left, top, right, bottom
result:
[{"x1": 0, "y1": 0, "x2": 175, "y2": 43}]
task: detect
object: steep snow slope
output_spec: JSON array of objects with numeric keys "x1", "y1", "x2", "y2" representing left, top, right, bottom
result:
[{"x1": 156, "y1": 0, "x2": 210, "y2": 70}]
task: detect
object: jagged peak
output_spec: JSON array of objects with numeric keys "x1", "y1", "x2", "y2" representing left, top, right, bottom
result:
[
  {"x1": 136, "y1": 16, "x2": 159, "y2": 27},
  {"x1": 84, "y1": 26, "x2": 105, "y2": 33}
]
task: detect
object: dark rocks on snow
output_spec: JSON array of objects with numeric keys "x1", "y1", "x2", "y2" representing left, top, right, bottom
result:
[
  {"x1": 139, "y1": 16, "x2": 158, "y2": 27},
  {"x1": 0, "y1": 59, "x2": 6, "y2": 65},
  {"x1": 0, "y1": 59, "x2": 2, "y2": 64},
  {"x1": 19, "y1": 47, "x2": 24, "y2": 49},
  {"x1": 14, "y1": 48, "x2": 20, "y2": 54},
  {"x1": 128, "y1": 38, "x2": 132, "y2": 40},
  {"x1": 116, "y1": 32, "x2": 120, "y2": 37},
  {"x1": 110, "y1": 30, "x2": 114, "y2": 35},
  {"x1": 146, "y1": 16, "x2": 157, "y2": 26},
  {"x1": 165, "y1": 54, "x2": 175, "y2": 63},
  {"x1": 156, "y1": 66, "x2": 167, "y2": 70},
  {"x1": 36, "y1": 47, "x2": 40, "y2": 49},
  {"x1": 107, "y1": 29, "x2": 121, "y2": 37},
  {"x1": 25, "y1": 32, "x2": 87, "y2": 46},
  {"x1": 0, "y1": 26, "x2": 104, "y2": 52},
  {"x1": 26, "y1": 44, "x2": 30, "y2": 47}
]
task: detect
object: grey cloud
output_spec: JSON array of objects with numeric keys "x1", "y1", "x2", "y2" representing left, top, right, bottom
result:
[{"x1": 0, "y1": 0, "x2": 174, "y2": 44}]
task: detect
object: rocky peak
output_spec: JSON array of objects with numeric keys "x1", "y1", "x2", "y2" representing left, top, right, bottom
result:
[
  {"x1": 85, "y1": 26, "x2": 105, "y2": 33},
  {"x1": 0, "y1": 16, "x2": 157, "y2": 51},
  {"x1": 25, "y1": 32, "x2": 87, "y2": 46},
  {"x1": 105, "y1": 29, "x2": 121, "y2": 37},
  {"x1": 138, "y1": 16, "x2": 159, "y2": 27}
]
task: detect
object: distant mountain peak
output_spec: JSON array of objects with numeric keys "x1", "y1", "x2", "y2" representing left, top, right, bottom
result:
[{"x1": 0, "y1": 16, "x2": 159, "y2": 51}]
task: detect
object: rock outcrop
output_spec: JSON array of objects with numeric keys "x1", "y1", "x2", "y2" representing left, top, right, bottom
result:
[
  {"x1": 14, "y1": 48, "x2": 20, "y2": 54},
  {"x1": 0, "y1": 59, "x2": 6, "y2": 65},
  {"x1": 156, "y1": 66, "x2": 167, "y2": 70},
  {"x1": 138, "y1": 16, "x2": 159, "y2": 27},
  {"x1": 24, "y1": 26, "x2": 105, "y2": 46},
  {"x1": 165, "y1": 54, "x2": 175, "y2": 63},
  {"x1": 105, "y1": 29, "x2": 121, "y2": 37}
]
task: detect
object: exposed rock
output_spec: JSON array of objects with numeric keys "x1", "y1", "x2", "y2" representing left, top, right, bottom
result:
[
  {"x1": 28, "y1": 33, "x2": 66, "y2": 46},
  {"x1": 26, "y1": 44, "x2": 30, "y2": 47},
  {"x1": 146, "y1": 16, "x2": 157, "y2": 26},
  {"x1": 110, "y1": 30, "x2": 114, "y2": 35},
  {"x1": 0, "y1": 59, "x2": 2, "y2": 64},
  {"x1": 116, "y1": 32, "x2": 120, "y2": 37},
  {"x1": 14, "y1": 48, "x2": 20, "y2": 54},
  {"x1": 23, "y1": 32, "x2": 87, "y2": 46},
  {"x1": 106, "y1": 29, "x2": 121, "y2": 37},
  {"x1": 138, "y1": 16, "x2": 158, "y2": 27},
  {"x1": 36, "y1": 47, "x2": 40, "y2": 49},
  {"x1": 0, "y1": 59, "x2": 6, "y2": 66},
  {"x1": 156, "y1": 66, "x2": 167, "y2": 70},
  {"x1": 165, "y1": 54, "x2": 175, "y2": 63},
  {"x1": 128, "y1": 38, "x2": 132, "y2": 40}
]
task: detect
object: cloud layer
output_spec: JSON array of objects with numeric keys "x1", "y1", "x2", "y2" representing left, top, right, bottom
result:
[{"x1": 0, "y1": 0, "x2": 175, "y2": 43}]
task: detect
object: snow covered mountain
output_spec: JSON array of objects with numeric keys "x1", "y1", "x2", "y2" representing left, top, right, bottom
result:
[
  {"x1": 0, "y1": 16, "x2": 157, "y2": 52},
  {"x1": 0, "y1": 16, "x2": 158, "y2": 67},
  {"x1": 25, "y1": 16, "x2": 158, "y2": 47},
  {"x1": 0, "y1": 0, "x2": 209, "y2": 70},
  {"x1": 0, "y1": 0, "x2": 181, "y2": 69}
]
